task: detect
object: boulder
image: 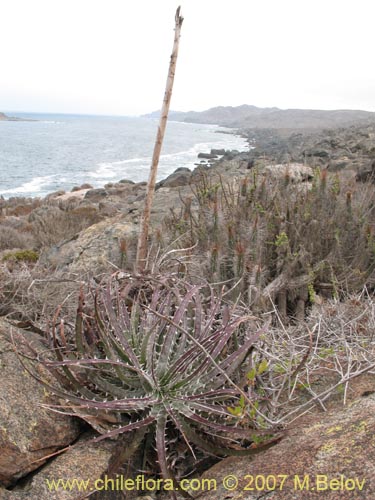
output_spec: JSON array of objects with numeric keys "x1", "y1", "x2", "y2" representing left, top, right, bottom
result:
[
  {"x1": 222, "y1": 151, "x2": 237, "y2": 160},
  {"x1": 328, "y1": 159, "x2": 351, "y2": 171},
  {"x1": 210, "y1": 149, "x2": 225, "y2": 155},
  {"x1": 156, "y1": 168, "x2": 192, "y2": 189},
  {"x1": 98, "y1": 201, "x2": 121, "y2": 217},
  {"x1": 356, "y1": 169, "x2": 375, "y2": 183},
  {"x1": 71, "y1": 183, "x2": 93, "y2": 192},
  {"x1": 356, "y1": 160, "x2": 375, "y2": 183},
  {"x1": 106, "y1": 185, "x2": 132, "y2": 197},
  {"x1": 119, "y1": 179, "x2": 135, "y2": 185},
  {"x1": 41, "y1": 217, "x2": 138, "y2": 272},
  {"x1": 263, "y1": 163, "x2": 314, "y2": 183},
  {"x1": 305, "y1": 148, "x2": 330, "y2": 158},
  {"x1": 84, "y1": 188, "x2": 108, "y2": 201},
  {"x1": 0, "y1": 319, "x2": 80, "y2": 487},
  {"x1": 197, "y1": 153, "x2": 218, "y2": 160},
  {"x1": 0, "y1": 434, "x2": 118, "y2": 499}
]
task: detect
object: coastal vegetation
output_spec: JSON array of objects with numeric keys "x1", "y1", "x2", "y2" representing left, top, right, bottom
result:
[
  {"x1": 1, "y1": 61, "x2": 375, "y2": 498},
  {"x1": 1, "y1": 130, "x2": 374, "y2": 494}
]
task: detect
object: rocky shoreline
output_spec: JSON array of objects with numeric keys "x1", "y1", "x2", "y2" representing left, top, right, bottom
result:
[{"x1": 1, "y1": 119, "x2": 374, "y2": 274}]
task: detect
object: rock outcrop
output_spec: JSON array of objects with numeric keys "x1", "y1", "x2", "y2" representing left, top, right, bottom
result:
[
  {"x1": 156, "y1": 167, "x2": 192, "y2": 189},
  {"x1": 0, "y1": 434, "x2": 117, "y2": 499},
  {"x1": 263, "y1": 163, "x2": 314, "y2": 183},
  {"x1": 195, "y1": 393, "x2": 375, "y2": 500},
  {"x1": 41, "y1": 217, "x2": 138, "y2": 272},
  {"x1": 356, "y1": 159, "x2": 375, "y2": 183},
  {"x1": 244, "y1": 124, "x2": 375, "y2": 175},
  {"x1": 0, "y1": 319, "x2": 80, "y2": 487}
]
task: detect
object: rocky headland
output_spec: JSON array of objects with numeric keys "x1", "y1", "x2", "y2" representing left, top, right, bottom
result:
[{"x1": 0, "y1": 112, "x2": 36, "y2": 122}]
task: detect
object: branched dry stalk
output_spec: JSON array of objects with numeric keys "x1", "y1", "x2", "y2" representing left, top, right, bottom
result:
[
  {"x1": 0, "y1": 262, "x2": 84, "y2": 328},
  {"x1": 249, "y1": 289, "x2": 375, "y2": 426}
]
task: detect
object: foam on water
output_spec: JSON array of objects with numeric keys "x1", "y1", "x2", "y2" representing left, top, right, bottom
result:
[
  {"x1": 86, "y1": 134, "x2": 248, "y2": 188},
  {"x1": 89, "y1": 163, "x2": 119, "y2": 179},
  {"x1": 1, "y1": 175, "x2": 56, "y2": 196}
]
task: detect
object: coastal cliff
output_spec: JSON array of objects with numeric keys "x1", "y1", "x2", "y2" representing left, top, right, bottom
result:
[{"x1": 0, "y1": 112, "x2": 18, "y2": 121}]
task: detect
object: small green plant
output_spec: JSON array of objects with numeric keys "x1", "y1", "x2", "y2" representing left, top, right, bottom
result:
[
  {"x1": 2, "y1": 249, "x2": 39, "y2": 263},
  {"x1": 18, "y1": 275, "x2": 276, "y2": 495},
  {"x1": 275, "y1": 231, "x2": 289, "y2": 248},
  {"x1": 308, "y1": 282, "x2": 316, "y2": 303},
  {"x1": 227, "y1": 359, "x2": 268, "y2": 423},
  {"x1": 319, "y1": 347, "x2": 335, "y2": 359}
]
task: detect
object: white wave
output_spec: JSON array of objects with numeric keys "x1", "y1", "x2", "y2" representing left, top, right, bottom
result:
[
  {"x1": 85, "y1": 130, "x2": 248, "y2": 186},
  {"x1": 105, "y1": 156, "x2": 151, "y2": 166},
  {"x1": 88, "y1": 163, "x2": 118, "y2": 179},
  {"x1": 1, "y1": 175, "x2": 55, "y2": 195}
]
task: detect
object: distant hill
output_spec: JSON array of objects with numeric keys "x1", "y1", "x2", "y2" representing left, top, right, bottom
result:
[{"x1": 142, "y1": 105, "x2": 375, "y2": 129}]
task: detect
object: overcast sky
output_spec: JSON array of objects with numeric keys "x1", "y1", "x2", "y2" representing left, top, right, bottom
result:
[{"x1": 1, "y1": 0, "x2": 374, "y2": 115}]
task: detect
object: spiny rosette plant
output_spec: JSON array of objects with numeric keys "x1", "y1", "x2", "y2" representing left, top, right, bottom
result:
[{"x1": 18, "y1": 273, "x2": 280, "y2": 490}]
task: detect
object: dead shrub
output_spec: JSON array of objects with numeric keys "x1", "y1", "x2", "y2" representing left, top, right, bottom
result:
[
  {"x1": 29, "y1": 204, "x2": 102, "y2": 247},
  {"x1": 0, "y1": 261, "x2": 83, "y2": 327},
  {"x1": 0, "y1": 225, "x2": 37, "y2": 251}
]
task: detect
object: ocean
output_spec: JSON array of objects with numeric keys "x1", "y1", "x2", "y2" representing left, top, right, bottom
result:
[{"x1": 0, "y1": 112, "x2": 248, "y2": 199}]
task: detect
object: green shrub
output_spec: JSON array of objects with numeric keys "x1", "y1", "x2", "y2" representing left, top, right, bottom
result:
[{"x1": 2, "y1": 249, "x2": 39, "y2": 263}]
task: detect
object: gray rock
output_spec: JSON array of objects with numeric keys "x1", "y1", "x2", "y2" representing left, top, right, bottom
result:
[
  {"x1": 1, "y1": 434, "x2": 117, "y2": 499},
  {"x1": 84, "y1": 188, "x2": 108, "y2": 201},
  {"x1": 328, "y1": 159, "x2": 351, "y2": 171},
  {"x1": 197, "y1": 393, "x2": 375, "y2": 500},
  {"x1": 197, "y1": 153, "x2": 218, "y2": 160},
  {"x1": 119, "y1": 179, "x2": 135, "y2": 185},
  {"x1": 106, "y1": 185, "x2": 131, "y2": 197},
  {"x1": 0, "y1": 319, "x2": 80, "y2": 487},
  {"x1": 306, "y1": 148, "x2": 330, "y2": 158},
  {"x1": 41, "y1": 217, "x2": 138, "y2": 272},
  {"x1": 44, "y1": 190, "x2": 66, "y2": 201},
  {"x1": 263, "y1": 163, "x2": 314, "y2": 183},
  {"x1": 222, "y1": 151, "x2": 236, "y2": 160},
  {"x1": 356, "y1": 160, "x2": 375, "y2": 183},
  {"x1": 98, "y1": 201, "x2": 121, "y2": 217},
  {"x1": 156, "y1": 168, "x2": 192, "y2": 189}
]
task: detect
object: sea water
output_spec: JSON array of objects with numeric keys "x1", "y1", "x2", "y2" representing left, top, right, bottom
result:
[{"x1": 0, "y1": 113, "x2": 248, "y2": 199}]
